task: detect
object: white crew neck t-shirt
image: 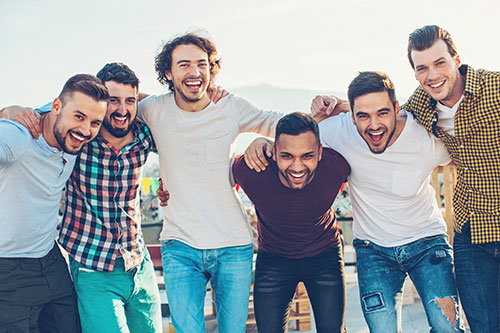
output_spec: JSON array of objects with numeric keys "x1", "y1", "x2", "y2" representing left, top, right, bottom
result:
[
  {"x1": 436, "y1": 95, "x2": 464, "y2": 136},
  {"x1": 138, "y1": 93, "x2": 282, "y2": 249},
  {"x1": 319, "y1": 112, "x2": 451, "y2": 247}
]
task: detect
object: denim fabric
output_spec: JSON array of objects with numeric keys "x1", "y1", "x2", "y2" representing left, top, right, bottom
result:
[
  {"x1": 354, "y1": 234, "x2": 463, "y2": 332},
  {"x1": 253, "y1": 245, "x2": 346, "y2": 333},
  {"x1": 453, "y1": 231, "x2": 500, "y2": 333},
  {"x1": 69, "y1": 250, "x2": 162, "y2": 333},
  {"x1": 161, "y1": 240, "x2": 253, "y2": 333}
]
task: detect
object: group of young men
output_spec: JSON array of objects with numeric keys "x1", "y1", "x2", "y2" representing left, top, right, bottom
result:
[{"x1": 0, "y1": 24, "x2": 498, "y2": 333}]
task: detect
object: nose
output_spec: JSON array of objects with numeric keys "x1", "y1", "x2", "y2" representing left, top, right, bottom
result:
[
  {"x1": 428, "y1": 66, "x2": 439, "y2": 80},
  {"x1": 79, "y1": 121, "x2": 92, "y2": 137},
  {"x1": 368, "y1": 116, "x2": 380, "y2": 129},
  {"x1": 118, "y1": 101, "x2": 127, "y2": 114},
  {"x1": 188, "y1": 64, "x2": 200, "y2": 77},
  {"x1": 291, "y1": 157, "x2": 305, "y2": 171}
]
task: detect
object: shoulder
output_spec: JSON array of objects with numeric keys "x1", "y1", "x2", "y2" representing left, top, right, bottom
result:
[
  {"x1": 321, "y1": 147, "x2": 350, "y2": 176},
  {"x1": 0, "y1": 120, "x2": 32, "y2": 161},
  {"x1": 232, "y1": 154, "x2": 272, "y2": 184}
]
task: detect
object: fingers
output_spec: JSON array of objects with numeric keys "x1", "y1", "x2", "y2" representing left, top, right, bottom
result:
[
  {"x1": 264, "y1": 142, "x2": 273, "y2": 158},
  {"x1": 209, "y1": 85, "x2": 229, "y2": 104},
  {"x1": 156, "y1": 178, "x2": 170, "y2": 207},
  {"x1": 325, "y1": 96, "x2": 337, "y2": 115},
  {"x1": 310, "y1": 95, "x2": 330, "y2": 116},
  {"x1": 25, "y1": 112, "x2": 42, "y2": 139},
  {"x1": 243, "y1": 138, "x2": 271, "y2": 172}
]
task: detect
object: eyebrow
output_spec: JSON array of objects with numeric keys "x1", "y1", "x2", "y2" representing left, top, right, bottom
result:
[{"x1": 176, "y1": 59, "x2": 209, "y2": 65}]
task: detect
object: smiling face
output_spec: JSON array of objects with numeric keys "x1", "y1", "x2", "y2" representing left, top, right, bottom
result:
[
  {"x1": 273, "y1": 131, "x2": 322, "y2": 190},
  {"x1": 166, "y1": 43, "x2": 211, "y2": 111},
  {"x1": 352, "y1": 91, "x2": 400, "y2": 154},
  {"x1": 101, "y1": 80, "x2": 137, "y2": 138},
  {"x1": 51, "y1": 91, "x2": 107, "y2": 154},
  {"x1": 411, "y1": 39, "x2": 464, "y2": 108}
]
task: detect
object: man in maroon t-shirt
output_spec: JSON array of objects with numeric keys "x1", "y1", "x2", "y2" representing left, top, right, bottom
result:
[{"x1": 232, "y1": 112, "x2": 350, "y2": 333}]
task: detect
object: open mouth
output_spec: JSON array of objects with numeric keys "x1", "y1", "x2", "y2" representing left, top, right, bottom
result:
[
  {"x1": 111, "y1": 114, "x2": 129, "y2": 127},
  {"x1": 287, "y1": 170, "x2": 307, "y2": 183},
  {"x1": 367, "y1": 130, "x2": 385, "y2": 145},
  {"x1": 184, "y1": 79, "x2": 203, "y2": 90},
  {"x1": 68, "y1": 131, "x2": 87, "y2": 146},
  {"x1": 428, "y1": 80, "x2": 445, "y2": 89}
]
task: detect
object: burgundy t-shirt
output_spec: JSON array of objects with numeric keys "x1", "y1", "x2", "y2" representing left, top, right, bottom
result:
[{"x1": 233, "y1": 147, "x2": 350, "y2": 258}]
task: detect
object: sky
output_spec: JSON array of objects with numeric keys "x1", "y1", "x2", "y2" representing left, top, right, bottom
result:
[{"x1": 1, "y1": 0, "x2": 499, "y2": 108}]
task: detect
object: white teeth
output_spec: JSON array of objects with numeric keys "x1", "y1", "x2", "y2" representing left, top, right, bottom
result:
[
  {"x1": 370, "y1": 131, "x2": 383, "y2": 136},
  {"x1": 114, "y1": 116, "x2": 127, "y2": 121},
  {"x1": 430, "y1": 81, "x2": 445, "y2": 88},
  {"x1": 70, "y1": 133, "x2": 84, "y2": 141},
  {"x1": 186, "y1": 81, "x2": 201, "y2": 86},
  {"x1": 290, "y1": 172, "x2": 305, "y2": 179}
]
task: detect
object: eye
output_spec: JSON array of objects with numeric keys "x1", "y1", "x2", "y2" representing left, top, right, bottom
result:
[
  {"x1": 91, "y1": 121, "x2": 101, "y2": 128},
  {"x1": 199, "y1": 63, "x2": 208, "y2": 68},
  {"x1": 126, "y1": 98, "x2": 136, "y2": 104},
  {"x1": 303, "y1": 154, "x2": 314, "y2": 160},
  {"x1": 75, "y1": 114, "x2": 84, "y2": 120}
]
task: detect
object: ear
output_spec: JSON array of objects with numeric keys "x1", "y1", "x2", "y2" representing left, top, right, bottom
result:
[
  {"x1": 52, "y1": 98, "x2": 62, "y2": 116},
  {"x1": 395, "y1": 101, "x2": 401, "y2": 117},
  {"x1": 166, "y1": 71, "x2": 173, "y2": 81},
  {"x1": 454, "y1": 54, "x2": 461, "y2": 68},
  {"x1": 318, "y1": 145, "x2": 323, "y2": 161},
  {"x1": 272, "y1": 145, "x2": 277, "y2": 162},
  {"x1": 351, "y1": 111, "x2": 356, "y2": 125}
]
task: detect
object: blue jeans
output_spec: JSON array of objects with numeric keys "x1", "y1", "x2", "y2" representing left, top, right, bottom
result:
[
  {"x1": 454, "y1": 231, "x2": 500, "y2": 333},
  {"x1": 353, "y1": 234, "x2": 463, "y2": 332},
  {"x1": 161, "y1": 240, "x2": 253, "y2": 333},
  {"x1": 254, "y1": 245, "x2": 346, "y2": 333},
  {"x1": 69, "y1": 250, "x2": 162, "y2": 333}
]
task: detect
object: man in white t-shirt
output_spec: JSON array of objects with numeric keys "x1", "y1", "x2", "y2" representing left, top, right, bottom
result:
[
  {"x1": 137, "y1": 33, "x2": 282, "y2": 332},
  {"x1": 247, "y1": 71, "x2": 463, "y2": 332}
]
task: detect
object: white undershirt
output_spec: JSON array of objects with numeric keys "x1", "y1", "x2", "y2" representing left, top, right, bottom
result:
[{"x1": 436, "y1": 95, "x2": 464, "y2": 136}]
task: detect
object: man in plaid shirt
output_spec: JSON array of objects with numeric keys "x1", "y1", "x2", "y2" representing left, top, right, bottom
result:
[
  {"x1": 404, "y1": 25, "x2": 500, "y2": 332},
  {"x1": 5, "y1": 63, "x2": 163, "y2": 332}
]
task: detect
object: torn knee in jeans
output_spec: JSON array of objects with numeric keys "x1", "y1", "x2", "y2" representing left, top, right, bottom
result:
[
  {"x1": 361, "y1": 292, "x2": 385, "y2": 312},
  {"x1": 432, "y1": 296, "x2": 458, "y2": 327}
]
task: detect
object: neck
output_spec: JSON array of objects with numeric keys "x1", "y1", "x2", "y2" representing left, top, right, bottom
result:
[
  {"x1": 99, "y1": 127, "x2": 135, "y2": 151},
  {"x1": 440, "y1": 73, "x2": 466, "y2": 108},
  {"x1": 174, "y1": 93, "x2": 211, "y2": 112},
  {"x1": 42, "y1": 113, "x2": 61, "y2": 150},
  {"x1": 387, "y1": 116, "x2": 407, "y2": 147}
]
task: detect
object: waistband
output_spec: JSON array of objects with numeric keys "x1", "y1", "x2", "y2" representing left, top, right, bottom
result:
[{"x1": 0, "y1": 242, "x2": 63, "y2": 267}]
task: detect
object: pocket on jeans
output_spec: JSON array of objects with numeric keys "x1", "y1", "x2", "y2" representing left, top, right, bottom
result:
[{"x1": 353, "y1": 238, "x2": 370, "y2": 249}]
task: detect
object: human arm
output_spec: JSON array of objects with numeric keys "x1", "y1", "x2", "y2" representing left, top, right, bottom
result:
[
  {"x1": 243, "y1": 137, "x2": 274, "y2": 172},
  {"x1": 0, "y1": 105, "x2": 42, "y2": 138},
  {"x1": 310, "y1": 95, "x2": 351, "y2": 123},
  {"x1": 0, "y1": 120, "x2": 31, "y2": 162}
]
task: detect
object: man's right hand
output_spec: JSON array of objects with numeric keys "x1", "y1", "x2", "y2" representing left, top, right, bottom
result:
[
  {"x1": 0, "y1": 106, "x2": 42, "y2": 139},
  {"x1": 244, "y1": 137, "x2": 273, "y2": 172},
  {"x1": 310, "y1": 95, "x2": 351, "y2": 122}
]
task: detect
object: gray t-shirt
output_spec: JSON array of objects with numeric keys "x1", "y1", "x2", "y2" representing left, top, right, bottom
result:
[{"x1": 0, "y1": 120, "x2": 76, "y2": 257}]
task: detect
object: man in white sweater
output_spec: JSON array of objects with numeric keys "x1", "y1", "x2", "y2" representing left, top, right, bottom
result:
[{"x1": 138, "y1": 33, "x2": 282, "y2": 332}]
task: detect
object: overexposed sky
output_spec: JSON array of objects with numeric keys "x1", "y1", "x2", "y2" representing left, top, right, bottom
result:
[{"x1": 1, "y1": 0, "x2": 499, "y2": 107}]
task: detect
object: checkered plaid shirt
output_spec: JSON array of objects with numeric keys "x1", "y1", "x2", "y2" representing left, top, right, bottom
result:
[
  {"x1": 58, "y1": 122, "x2": 155, "y2": 271},
  {"x1": 404, "y1": 65, "x2": 500, "y2": 244}
]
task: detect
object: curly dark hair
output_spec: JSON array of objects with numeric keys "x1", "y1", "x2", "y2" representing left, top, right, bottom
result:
[
  {"x1": 96, "y1": 62, "x2": 139, "y2": 89},
  {"x1": 155, "y1": 33, "x2": 221, "y2": 91}
]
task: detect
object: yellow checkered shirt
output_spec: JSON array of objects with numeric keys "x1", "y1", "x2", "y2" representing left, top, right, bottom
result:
[{"x1": 404, "y1": 65, "x2": 500, "y2": 244}]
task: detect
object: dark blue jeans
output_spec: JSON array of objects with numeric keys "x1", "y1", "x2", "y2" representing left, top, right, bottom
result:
[
  {"x1": 354, "y1": 234, "x2": 463, "y2": 332},
  {"x1": 253, "y1": 244, "x2": 346, "y2": 333},
  {"x1": 454, "y1": 231, "x2": 500, "y2": 333}
]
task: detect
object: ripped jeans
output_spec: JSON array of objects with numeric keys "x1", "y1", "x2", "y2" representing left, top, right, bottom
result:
[{"x1": 353, "y1": 234, "x2": 463, "y2": 332}]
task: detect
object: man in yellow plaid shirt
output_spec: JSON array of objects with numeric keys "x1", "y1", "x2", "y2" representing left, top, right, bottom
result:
[{"x1": 404, "y1": 25, "x2": 500, "y2": 332}]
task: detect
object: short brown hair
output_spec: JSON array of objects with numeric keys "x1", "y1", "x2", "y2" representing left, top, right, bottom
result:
[
  {"x1": 155, "y1": 33, "x2": 221, "y2": 91},
  {"x1": 59, "y1": 74, "x2": 109, "y2": 104},
  {"x1": 407, "y1": 25, "x2": 458, "y2": 68}
]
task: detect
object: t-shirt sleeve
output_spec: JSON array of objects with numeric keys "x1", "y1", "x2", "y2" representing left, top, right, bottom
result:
[
  {"x1": 433, "y1": 137, "x2": 452, "y2": 166},
  {"x1": 232, "y1": 154, "x2": 250, "y2": 186},
  {"x1": 233, "y1": 95, "x2": 283, "y2": 138},
  {"x1": 137, "y1": 95, "x2": 158, "y2": 125},
  {"x1": 318, "y1": 113, "x2": 345, "y2": 150},
  {"x1": 323, "y1": 148, "x2": 350, "y2": 182},
  {"x1": 0, "y1": 120, "x2": 31, "y2": 163}
]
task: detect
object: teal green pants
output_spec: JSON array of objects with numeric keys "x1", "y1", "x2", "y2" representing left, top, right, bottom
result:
[{"x1": 69, "y1": 250, "x2": 162, "y2": 333}]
